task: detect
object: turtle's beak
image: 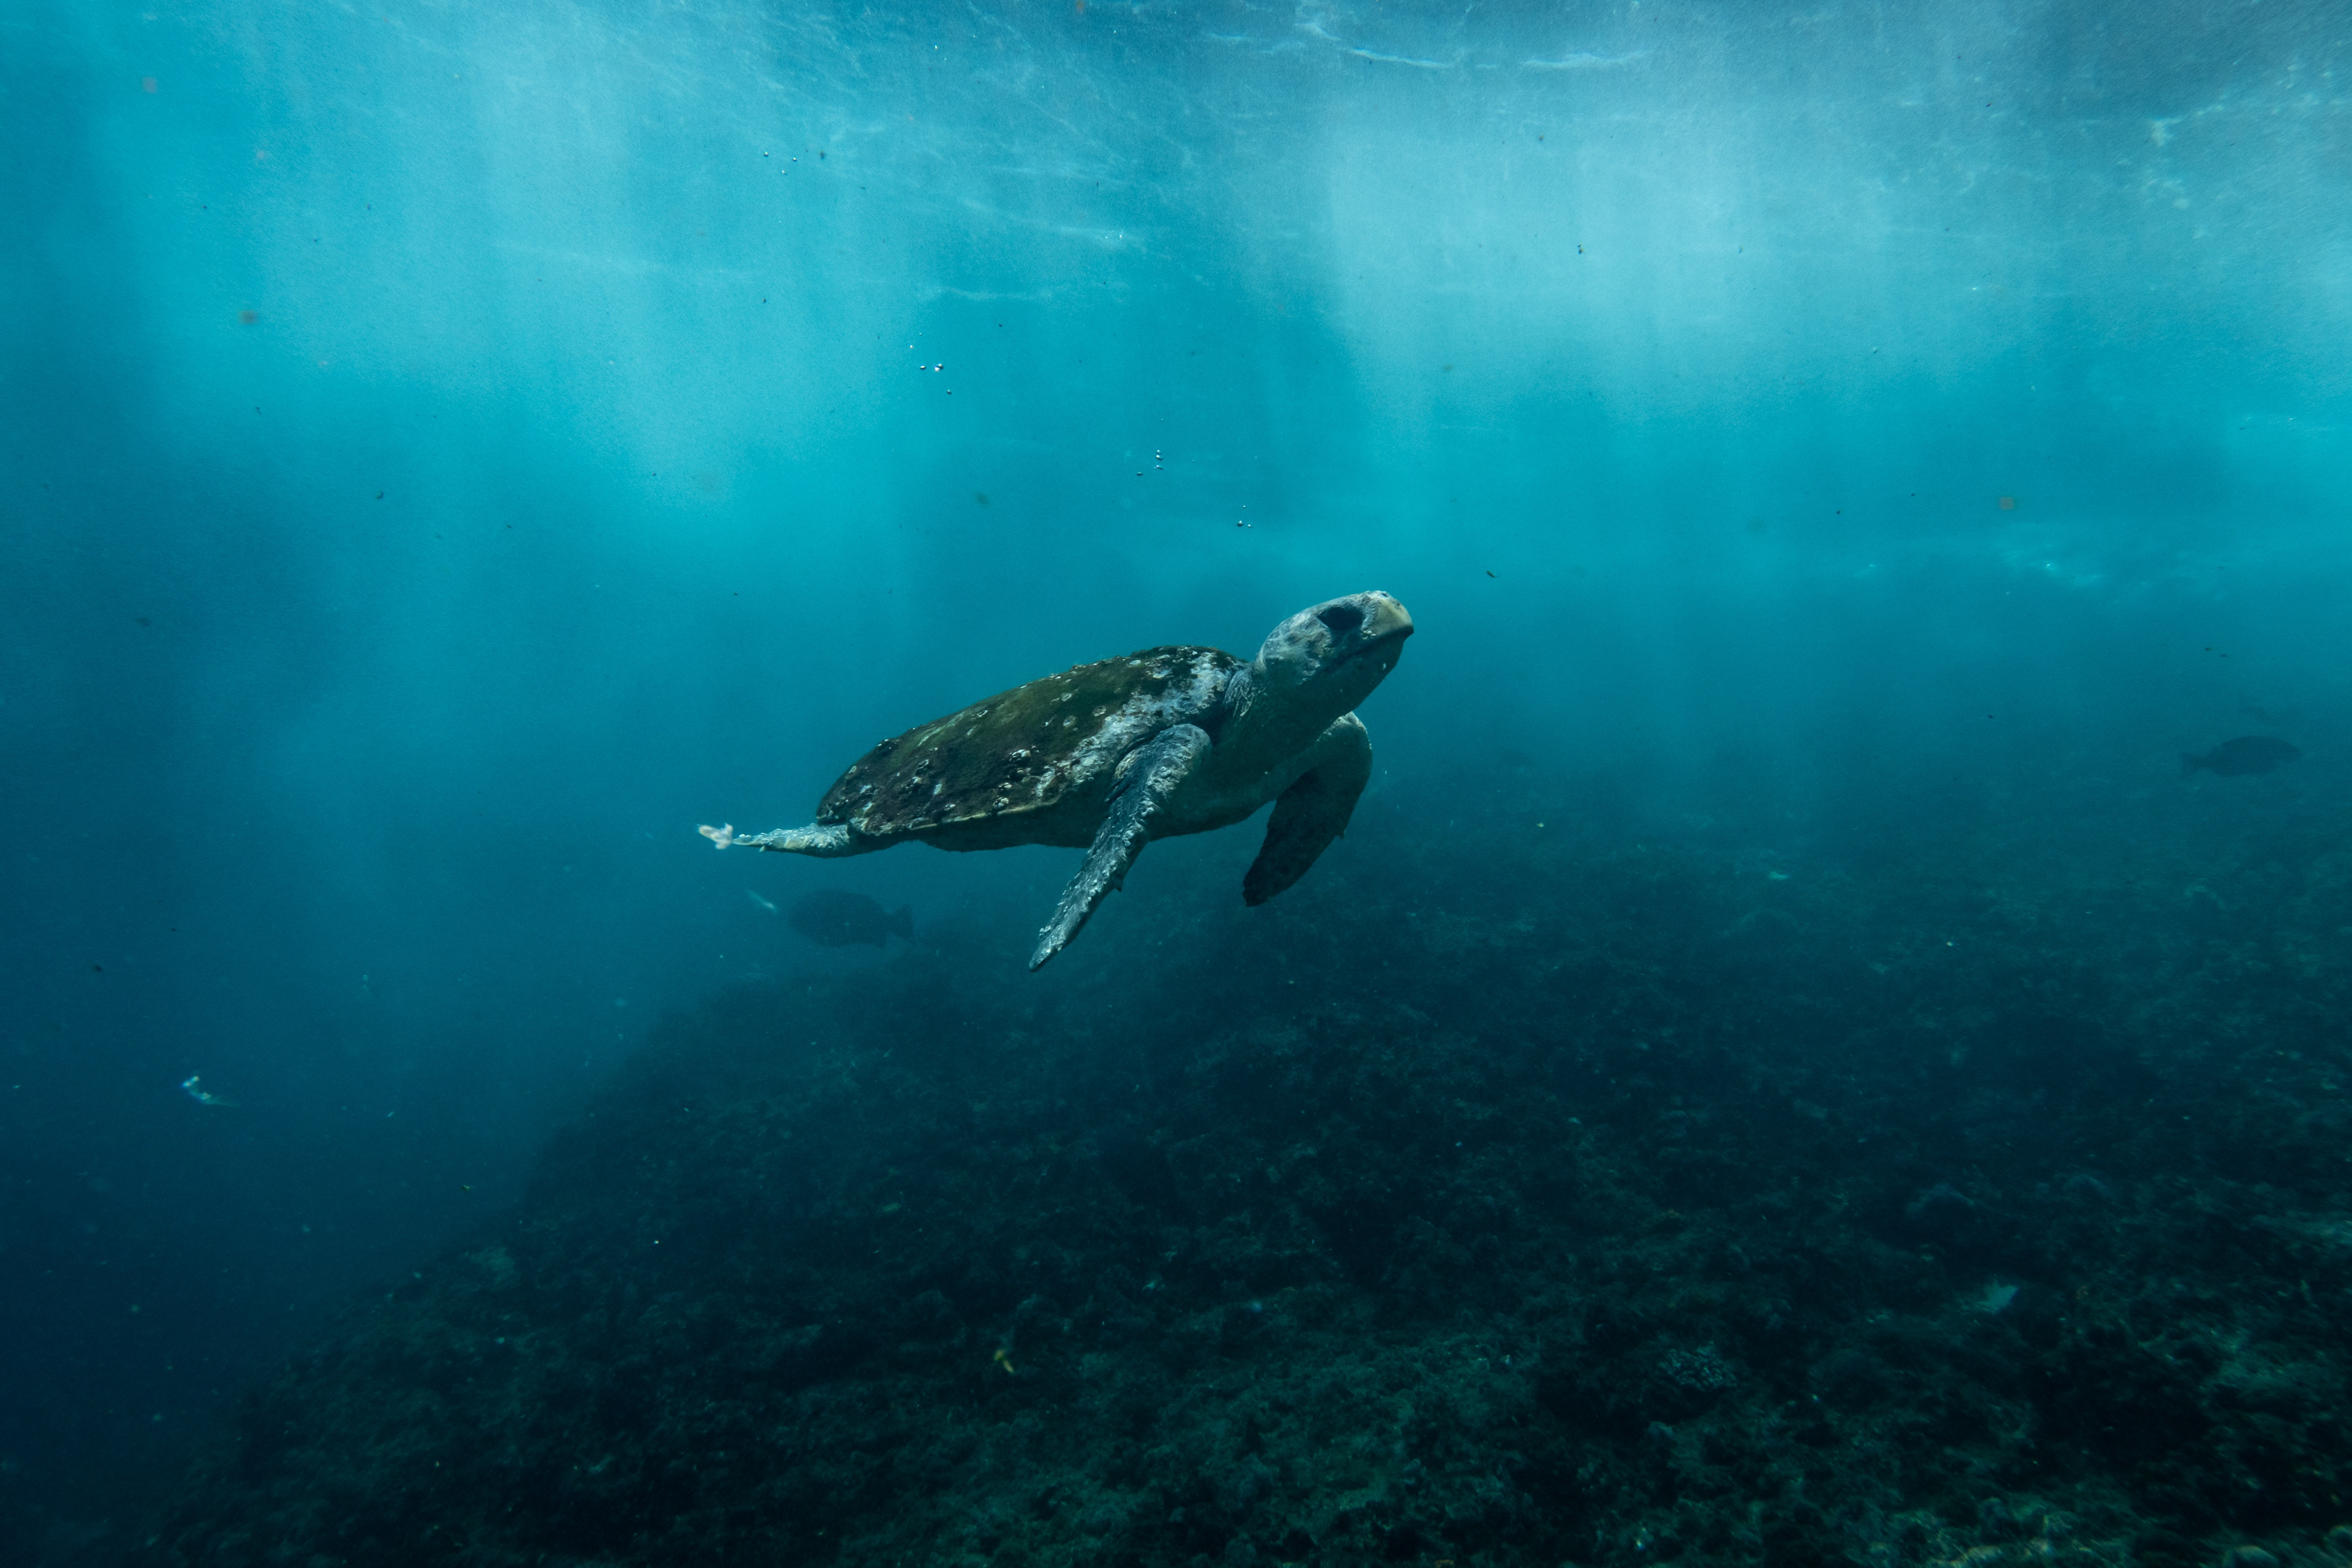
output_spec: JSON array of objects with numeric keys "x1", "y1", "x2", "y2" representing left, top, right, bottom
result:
[
  {"x1": 1320, "y1": 591, "x2": 1412, "y2": 665},
  {"x1": 1359, "y1": 593, "x2": 1413, "y2": 647}
]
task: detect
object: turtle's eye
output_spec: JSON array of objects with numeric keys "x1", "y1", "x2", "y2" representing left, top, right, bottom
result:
[{"x1": 1315, "y1": 604, "x2": 1364, "y2": 639}]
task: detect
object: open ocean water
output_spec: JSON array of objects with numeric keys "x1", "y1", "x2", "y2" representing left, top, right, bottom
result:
[{"x1": 5, "y1": 2, "x2": 2351, "y2": 1565}]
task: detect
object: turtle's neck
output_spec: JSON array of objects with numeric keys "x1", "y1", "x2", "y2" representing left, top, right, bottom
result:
[{"x1": 1212, "y1": 663, "x2": 1343, "y2": 779}]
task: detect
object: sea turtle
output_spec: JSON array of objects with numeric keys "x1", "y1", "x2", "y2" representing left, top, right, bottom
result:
[{"x1": 702, "y1": 591, "x2": 1414, "y2": 969}]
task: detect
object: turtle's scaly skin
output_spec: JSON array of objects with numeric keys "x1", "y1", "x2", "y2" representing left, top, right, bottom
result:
[{"x1": 817, "y1": 646, "x2": 1240, "y2": 849}]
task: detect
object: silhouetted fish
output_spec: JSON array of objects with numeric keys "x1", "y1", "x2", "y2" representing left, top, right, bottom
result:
[
  {"x1": 788, "y1": 889, "x2": 913, "y2": 947},
  {"x1": 2182, "y1": 736, "x2": 2301, "y2": 777}
]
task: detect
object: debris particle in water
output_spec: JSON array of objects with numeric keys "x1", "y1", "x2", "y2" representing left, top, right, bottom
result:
[{"x1": 181, "y1": 1075, "x2": 236, "y2": 1108}]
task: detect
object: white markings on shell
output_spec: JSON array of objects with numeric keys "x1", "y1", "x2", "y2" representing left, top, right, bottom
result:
[
  {"x1": 845, "y1": 648, "x2": 1230, "y2": 833},
  {"x1": 1064, "y1": 650, "x2": 1226, "y2": 788}
]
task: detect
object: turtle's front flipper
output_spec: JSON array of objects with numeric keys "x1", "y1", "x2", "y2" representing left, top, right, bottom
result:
[
  {"x1": 1030, "y1": 724, "x2": 1212, "y2": 971},
  {"x1": 1242, "y1": 713, "x2": 1372, "y2": 906},
  {"x1": 703, "y1": 822, "x2": 866, "y2": 857}
]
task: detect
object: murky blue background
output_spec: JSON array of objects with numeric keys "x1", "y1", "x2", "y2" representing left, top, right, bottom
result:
[{"x1": 4, "y1": 0, "x2": 2346, "y2": 1556}]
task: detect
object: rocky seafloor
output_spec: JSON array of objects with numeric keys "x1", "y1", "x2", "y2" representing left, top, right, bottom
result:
[{"x1": 139, "y1": 779, "x2": 2352, "y2": 1568}]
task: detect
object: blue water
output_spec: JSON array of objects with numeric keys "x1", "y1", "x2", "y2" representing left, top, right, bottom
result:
[{"x1": 4, "y1": 1, "x2": 2349, "y2": 1561}]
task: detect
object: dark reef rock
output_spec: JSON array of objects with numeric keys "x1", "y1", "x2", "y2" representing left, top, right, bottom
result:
[{"x1": 138, "y1": 799, "x2": 2352, "y2": 1567}]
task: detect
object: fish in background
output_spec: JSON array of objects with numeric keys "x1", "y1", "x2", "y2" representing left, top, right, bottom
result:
[
  {"x1": 788, "y1": 889, "x2": 914, "y2": 947},
  {"x1": 2182, "y1": 736, "x2": 2301, "y2": 776}
]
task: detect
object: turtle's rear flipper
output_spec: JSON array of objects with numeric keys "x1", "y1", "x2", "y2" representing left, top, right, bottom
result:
[
  {"x1": 1243, "y1": 713, "x2": 1372, "y2": 906},
  {"x1": 730, "y1": 823, "x2": 865, "y2": 857},
  {"x1": 1030, "y1": 724, "x2": 1211, "y2": 971}
]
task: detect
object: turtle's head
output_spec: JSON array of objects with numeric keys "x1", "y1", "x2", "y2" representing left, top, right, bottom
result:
[{"x1": 1250, "y1": 591, "x2": 1414, "y2": 722}]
